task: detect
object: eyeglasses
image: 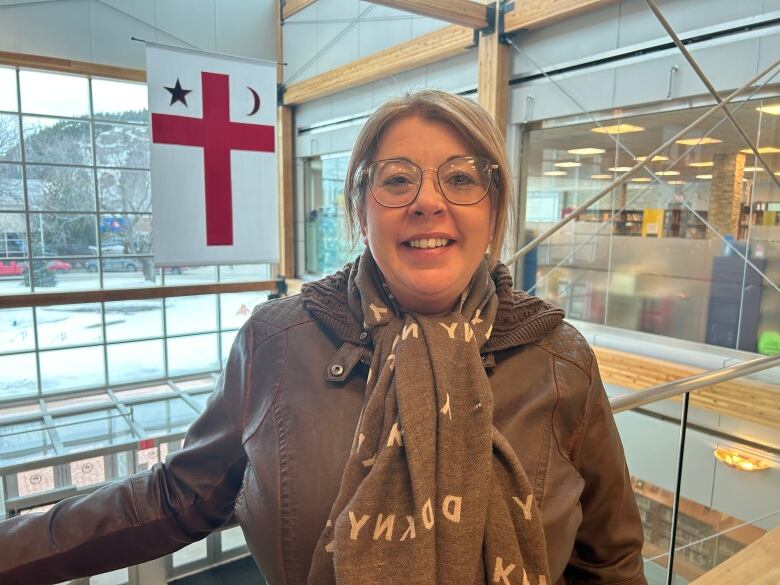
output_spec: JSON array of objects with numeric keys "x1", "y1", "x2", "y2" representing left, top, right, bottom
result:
[{"x1": 363, "y1": 156, "x2": 498, "y2": 208}]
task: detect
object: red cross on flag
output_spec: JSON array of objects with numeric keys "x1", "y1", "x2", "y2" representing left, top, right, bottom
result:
[{"x1": 146, "y1": 43, "x2": 278, "y2": 266}]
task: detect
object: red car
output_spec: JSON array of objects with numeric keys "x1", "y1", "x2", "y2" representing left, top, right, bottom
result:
[
  {"x1": 46, "y1": 260, "x2": 71, "y2": 272},
  {"x1": 0, "y1": 261, "x2": 24, "y2": 276}
]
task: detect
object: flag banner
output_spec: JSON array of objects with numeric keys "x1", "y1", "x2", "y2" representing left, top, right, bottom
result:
[{"x1": 146, "y1": 43, "x2": 278, "y2": 266}]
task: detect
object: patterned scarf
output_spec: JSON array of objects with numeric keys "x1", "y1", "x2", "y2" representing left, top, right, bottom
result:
[{"x1": 307, "y1": 250, "x2": 550, "y2": 585}]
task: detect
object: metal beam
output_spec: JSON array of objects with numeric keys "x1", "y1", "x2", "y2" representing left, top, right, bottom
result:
[
  {"x1": 107, "y1": 389, "x2": 148, "y2": 440},
  {"x1": 644, "y1": 0, "x2": 780, "y2": 193},
  {"x1": 364, "y1": 0, "x2": 489, "y2": 29}
]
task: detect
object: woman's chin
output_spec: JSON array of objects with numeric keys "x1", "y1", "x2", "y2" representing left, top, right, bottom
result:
[{"x1": 392, "y1": 274, "x2": 464, "y2": 313}]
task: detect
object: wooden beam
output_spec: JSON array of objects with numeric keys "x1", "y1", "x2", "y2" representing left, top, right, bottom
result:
[
  {"x1": 365, "y1": 0, "x2": 488, "y2": 29},
  {"x1": 0, "y1": 281, "x2": 280, "y2": 309},
  {"x1": 276, "y1": 0, "x2": 284, "y2": 85},
  {"x1": 282, "y1": 0, "x2": 317, "y2": 20},
  {"x1": 504, "y1": 0, "x2": 618, "y2": 33},
  {"x1": 282, "y1": 0, "x2": 620, "y2": 105},
  {"x1": 477, "y1": 13, "x2": 510, "y2": 133},
  {"x1": 0, "y1": 50, "x2": 145, "y2": 82},
  {"x1": 277, "y1": 105, "x2": 296, "y2": 277},
  {"x1": 277, "y1": 1, "x2": 295, "y2": 278},
  {"x1": 283, "y1": 24, "x2": 473, "y2": 104},
  {"x1": 691, "y1": 525, "x2": 780, "y2": 584}
]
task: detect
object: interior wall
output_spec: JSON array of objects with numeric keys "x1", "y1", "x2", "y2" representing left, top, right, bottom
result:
[
  {"x1": 281, "y1": 0, "x2": 448, "y2": 86},
  {"x1": 0, "y1": 0, "x2": 277, "y2": 68},
  {"x1": 507, "y1": 0, "x2": 780, "y2": 124}
]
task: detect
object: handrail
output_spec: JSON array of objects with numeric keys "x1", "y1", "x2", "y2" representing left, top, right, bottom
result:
[{"x1": 610, "y1": 353, "x2": 780, "y2": 413}]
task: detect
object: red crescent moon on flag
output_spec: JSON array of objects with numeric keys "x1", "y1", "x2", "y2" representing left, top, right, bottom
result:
[{"x1": 248, "y1": 87, "x2": 261, "y2": 115}]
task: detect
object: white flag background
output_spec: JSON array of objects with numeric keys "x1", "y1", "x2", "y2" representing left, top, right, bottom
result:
[{"x1": 146, "y1": 43, "x2": 278, "y2": 266}]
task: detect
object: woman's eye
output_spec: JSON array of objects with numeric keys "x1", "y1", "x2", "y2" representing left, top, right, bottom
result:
[
  {"x1": 383, "y1": 175, "x2": 413, "y2": 187},
  {"x1": 446, "y1": 173, "x2": 477, "y2": 187}
]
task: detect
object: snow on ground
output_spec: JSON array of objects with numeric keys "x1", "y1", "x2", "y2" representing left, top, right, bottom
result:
[{"x1": 1, "y1": 268, "x2": 270, "y2": 400}]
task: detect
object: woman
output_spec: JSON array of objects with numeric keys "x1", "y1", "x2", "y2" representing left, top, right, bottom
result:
[{"x1": 0, "y1": 90, "x2": 646, "y2": 585}]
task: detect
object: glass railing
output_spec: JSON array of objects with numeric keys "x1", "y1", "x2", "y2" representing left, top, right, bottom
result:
[
  {"x1": 601, "y1": 334, "x2": 780, "y2": 585},
  {"x1": 0, "y1": 373, "x2": 253, "y2": 585}
]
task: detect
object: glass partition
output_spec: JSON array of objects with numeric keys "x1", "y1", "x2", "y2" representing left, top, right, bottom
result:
[{"x1": 522, "y1": 94, "x2": 780, "y2": 355}]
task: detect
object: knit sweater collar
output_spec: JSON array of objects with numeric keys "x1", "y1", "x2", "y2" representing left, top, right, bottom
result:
[{"x1": 301, "y1": 259, "x2": 565, "y2": 352}]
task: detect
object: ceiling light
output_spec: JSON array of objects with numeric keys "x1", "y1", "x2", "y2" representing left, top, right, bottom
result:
[
  {"x1": 714, "y1": 448, "x2": 770, "y2": 471},
  {"x1": 696, "y1": 174, "x2": 713, "y2": 179},
  {"x1": 675, "y1": 137, "x2": 722, "y2": 146},
  {"x1": 568, "y1": 147, "x2": 606, "y2": 155},
  {"x1": 740, "y1": 146, "x2": 780, "y2": 154},
  {"x1": 743, "y1": 166, "x2": 765, "y2": 172},
  {"x1": 656, "y1": 170, "x2": 680, "y2": 176},
  {"x1": 591, "y1": 174, "x2": 612, "y2": 179},
  {"x1": 756, "y1": 104, "x2": 780, "y2": 115},
  {"x1": 543, "y1": 171, "x2": 567, "y2": 176},
  {"x1": 631, "y1": 177, "x2": 652, "y2": 182},
  {"x1": 668, "y1": 180, "x2": 686, "y2": 185},
  {"x1": 591, "y1": 124, "x2": 645, "y2": 135},
  {"x1": 554, "y1": 162, "x2": 582, "y2": 168},
  {"x1": 635, "y1": 155, "x2": 669, "y2": 162},
  {"x1": 688, "y1": 161, "x2": 714, "y2": 167},
  {"x1": 608, "y1": 166, "x2": 633, "y2": 172}
]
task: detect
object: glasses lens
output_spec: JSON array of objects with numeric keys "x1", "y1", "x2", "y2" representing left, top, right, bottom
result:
[
  {"x1": 439, "y1": 157, "x2": 492, "y2": 204},
  {"x1": 368, "y1": 160, "x2": 421, "y2": 207}
]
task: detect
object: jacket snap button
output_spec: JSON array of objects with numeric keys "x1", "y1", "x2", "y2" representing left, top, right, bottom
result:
[
  {"x1": 359, "y1": 331, "x2": 368, "y2": 341},
  {"x1": 330, "y1": 364, "x2": 344, "y2": 377}
]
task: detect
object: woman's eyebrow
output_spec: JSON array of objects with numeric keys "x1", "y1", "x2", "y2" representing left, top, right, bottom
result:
[{"x1": 384, "y1": 154, "x2": 471, "y2": 164}]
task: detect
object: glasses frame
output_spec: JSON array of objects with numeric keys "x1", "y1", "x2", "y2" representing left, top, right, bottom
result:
[{"x1": 362, "y1": 156, "x2": 499, "y2": 208}]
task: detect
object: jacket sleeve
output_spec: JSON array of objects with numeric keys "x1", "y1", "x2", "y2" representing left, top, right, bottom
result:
[
  {"x1": 0, "y1": 321, "x2": 254, "y2": 585},
  {"x1": 564, "y1": 353, "x2": 648, "y2": 585}
]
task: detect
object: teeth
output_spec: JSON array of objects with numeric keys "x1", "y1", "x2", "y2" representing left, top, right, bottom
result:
[{"x1": 408, "y1": 238, "x2": 450, "y2": 249}]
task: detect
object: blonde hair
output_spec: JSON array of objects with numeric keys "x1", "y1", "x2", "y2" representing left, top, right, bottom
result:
[{"x1": 344, "y1": 90, "x2": 512, "y2": 267}]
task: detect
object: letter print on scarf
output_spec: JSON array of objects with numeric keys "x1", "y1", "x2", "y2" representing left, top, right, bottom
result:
[{"x1": 307, "y1": 250, "x2": 550, "y2": 585}]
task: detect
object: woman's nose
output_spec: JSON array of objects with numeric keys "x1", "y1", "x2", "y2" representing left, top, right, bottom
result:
[{"x1": 408, "y1": 171, "x2": 446, "y2": 217}]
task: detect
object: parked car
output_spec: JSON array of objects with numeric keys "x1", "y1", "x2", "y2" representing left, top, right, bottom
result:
[
  {"x1": 163, "y1": 266, "x2": 184, "y2": 275},
  {"x1": 0, "y1": 261, "x2": 24, "y2": 276},
  {"x1": 85, "y1": 258, "x2": 138, "y2": 272},
  {"x1": 46, "y1": 260, "x2": 71, "y2": 272}
]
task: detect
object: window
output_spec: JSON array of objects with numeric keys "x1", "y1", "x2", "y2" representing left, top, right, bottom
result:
[
  {"x1": 303, "y1": 154, "x2": 358, "y2": 275},
  {"x1": 522, "y1": 95, "x2": 779, "y2": 351},
  {"x1": 0, "y1": 67, "x2": 274, "y2": 403}
]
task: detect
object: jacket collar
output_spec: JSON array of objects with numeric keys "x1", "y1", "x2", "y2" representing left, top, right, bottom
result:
[{"x1": 301, "y1": 261, "x2": 565, "y2": 353}]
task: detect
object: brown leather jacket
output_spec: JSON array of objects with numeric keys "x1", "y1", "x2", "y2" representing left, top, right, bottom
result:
[{"x1": 0, "y1": 270, "x2": 647, "y2": 585}]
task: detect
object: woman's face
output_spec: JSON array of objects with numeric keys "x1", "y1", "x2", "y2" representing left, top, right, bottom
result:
[{"x1": 360, "y1": 114, "x2": 493, "y2": 314}]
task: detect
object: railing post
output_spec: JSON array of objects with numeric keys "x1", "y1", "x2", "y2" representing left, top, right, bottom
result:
[{"x1": 666, "y1": 392, "x2": 691, "y2": 585}]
